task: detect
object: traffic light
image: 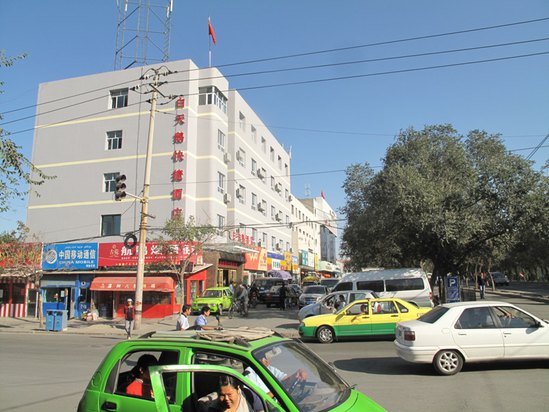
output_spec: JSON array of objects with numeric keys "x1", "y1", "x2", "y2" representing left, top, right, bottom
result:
[{"x1": 114, "y1": 174, "x2": 127, "y2": 201}]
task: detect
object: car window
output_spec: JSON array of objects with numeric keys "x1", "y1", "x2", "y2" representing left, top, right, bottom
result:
[
  {"x1": 494, "y1": 306, "x2": 538, "y2": 328},
  {"x1": 203, "y1": 290, "x2": 221, "y2": 298},
  {"x1": 356, "y1": 280, "x2": 384, "y2": 292},
  {"x1": 252, "y1": 341, "x2": 349, "y2": 412},
  {"x1": 418, "y1": 306, "x2": 448, "y2": 323},
  {"x1": 332, "y1": 282, "x2": 352, "y2": 291},
  {"x1": 345, "y1": 302, "x2": 365, "y2": 315},
  {"x1": 396, "y1": 301, "x2": 409, "y2": 313},
  {"x1": 109, "y1": 350, "x2": 179, "y2": 403},
  {"x1": 385, "y1": 278, "x2": 425, "y2": 291},
  {"x1": 303, "y1": 286, "x2": 326, "y2": 294},
  {"x1": 456, "y1": 307, "x2": 497, "y2": 329}
]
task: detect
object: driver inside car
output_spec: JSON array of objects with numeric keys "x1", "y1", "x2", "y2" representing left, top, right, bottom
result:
[{"x1": 243, "y1": 347, "x2": 308, "y2": 397}]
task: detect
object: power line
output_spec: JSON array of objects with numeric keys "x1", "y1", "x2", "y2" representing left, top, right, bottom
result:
[
  {"x1": 2, "y1": 14, "x2": 548, "y2": 120},
  {"x1": 5, "y1": 49, "x2": 549, "y2": 137}
]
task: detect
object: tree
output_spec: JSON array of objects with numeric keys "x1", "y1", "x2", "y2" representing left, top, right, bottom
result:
[
  {"x1": 341, "y1": 124, "x2": 549, "y2": 289},
  {"x1": 1, "y1": 51, "x2": 51, "y2": 213},
  {"x1": 154, "y1": 216, "x2": 217, "y2": 308}
]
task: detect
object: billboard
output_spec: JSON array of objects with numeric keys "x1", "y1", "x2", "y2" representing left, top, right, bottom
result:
[{"x1": 42, "y1": 243, "x2": 98, "y2": 270}]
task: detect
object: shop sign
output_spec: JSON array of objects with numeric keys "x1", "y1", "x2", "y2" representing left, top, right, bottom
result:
[
  {"x1": 98, "y1": 241, "x2": 200, "y2": 267},
  {"x1": 244, "y1": 247, "x2": 267, "y2": 271},
  {"x1": 42, "y1": 243, "x2": 98, "y2": 270}
]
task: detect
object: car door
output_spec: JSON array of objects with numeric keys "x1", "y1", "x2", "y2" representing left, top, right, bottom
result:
[
  {"x1": 222, "y1": 289, "x2": 232, "y2": 308},
  {"x1": 493, "y1": 306, "x2": 549, "y2": 358},
  {"x1": 97, "y1": 349, "x2": 182, "y2": 412},
  {"x1": 370, "y1": 300, "x2": 401, "y2": 335},
  {"x1": 451, "y1": 307, "x2": 504, "y2": 360},
  {"x1": 333, "y1": 302, "x2": 372, "y2": 337}
]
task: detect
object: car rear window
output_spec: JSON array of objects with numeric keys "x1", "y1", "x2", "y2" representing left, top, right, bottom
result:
[
  {"x1": 304, "y1": 286, "x2": 327, "y2": 294},
  {"x1": 418, "y1": 306, "x2": 448, "y2": 323}
]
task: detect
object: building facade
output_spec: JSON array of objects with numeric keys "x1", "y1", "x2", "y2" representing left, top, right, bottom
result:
[{"x1": 25, "y1": 59, "x2": 337, "y2": 317}]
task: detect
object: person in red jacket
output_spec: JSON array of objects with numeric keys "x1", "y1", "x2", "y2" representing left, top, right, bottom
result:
[
  {"x1": 126, "y1": 354, "x2": 158, "y2": 399},
  {"x1": 124, "y1": 298, "x2": 135, "y2": 339}
]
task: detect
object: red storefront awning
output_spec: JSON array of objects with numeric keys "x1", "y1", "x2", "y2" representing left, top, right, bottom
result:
[{"x1": 90, "y1": 276, "x2": 175, "y2": 292}]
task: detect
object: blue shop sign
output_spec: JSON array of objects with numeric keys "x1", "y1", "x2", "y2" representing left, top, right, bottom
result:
[{"x1": 42, "y1": 243, "x2": 99, "y2": 270}]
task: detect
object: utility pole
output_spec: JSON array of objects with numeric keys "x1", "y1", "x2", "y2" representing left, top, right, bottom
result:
[{"x1": 134, "y1": 69, "x2": 161, "y2": 330}]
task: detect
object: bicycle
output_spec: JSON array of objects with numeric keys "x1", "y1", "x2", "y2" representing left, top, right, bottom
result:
[{"x1": 228, "y1": 299, "x2": 248, "y2": 318}]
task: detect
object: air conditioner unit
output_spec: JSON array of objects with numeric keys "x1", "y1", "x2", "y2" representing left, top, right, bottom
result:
[
  {"x1": 258, "y1": 202, "x2": 265, "y2": 212},
  {"x1": 223, "y1": 193, "x2": 232, "y2": 204},
  {"x1": 275, "y1": 213, "x2": 282, "y2": 222},
  {"x1": 275, "y1": 183, "x2": 282, "y2": 192},
  {"x1": 223, "y1": 152, "x2": 232, "y2": 164},
  {"x1": 257, "y1": 168, "x2": 265, "y2": 178}
]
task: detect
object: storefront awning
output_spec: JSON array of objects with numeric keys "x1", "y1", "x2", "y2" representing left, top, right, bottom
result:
[{"x1": 90, "y1": 276, "x2": 175, "y2": 292}]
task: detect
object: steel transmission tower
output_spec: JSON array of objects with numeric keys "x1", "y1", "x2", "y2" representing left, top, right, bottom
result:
[{"x1": 114, "y1": 0, "x2": 173, "y2": 70}]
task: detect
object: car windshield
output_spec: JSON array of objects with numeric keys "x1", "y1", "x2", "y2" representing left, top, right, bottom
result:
[
  {"x1": 202, "y1": 290, "x2": 221, "y2": 298},
  {"x1": 418, "y1": 306, "x2": 448, "y2": 323},
  {"x1": 303, "y1": 286, "x2": 326, "y2": 294},
  {"x1": 253, "y1": 341, "x2": 349, "y2": 411}
]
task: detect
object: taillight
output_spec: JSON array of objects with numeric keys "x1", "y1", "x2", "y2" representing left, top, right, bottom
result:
[{"x1": 404, "y1": 330, "x2": 416, "y2": 341}]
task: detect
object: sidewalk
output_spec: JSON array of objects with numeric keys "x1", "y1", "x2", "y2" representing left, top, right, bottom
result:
[{"x1": 0, "y1": 307, "x2": 302, "y2": 338}]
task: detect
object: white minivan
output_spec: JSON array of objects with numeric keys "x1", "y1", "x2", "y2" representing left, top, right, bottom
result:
[{"x1": 332, "y1": 268, "x2": 433, "y2": 307}]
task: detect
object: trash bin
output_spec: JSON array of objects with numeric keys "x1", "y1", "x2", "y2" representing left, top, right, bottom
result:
[
  {"x1": 45, "y1": 309, "x2": 68, "y2": 332},
  {"x1": 54, "y1": 310, "x2": 68, "y2": 331},
  {"x1": 45, "y1": 310, "x2": 55, "y2": 331}
]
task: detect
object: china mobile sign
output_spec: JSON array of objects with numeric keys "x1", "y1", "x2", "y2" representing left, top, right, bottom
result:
[{"x1": 98, "y1": 242, "x2": 202, "y2": 267}]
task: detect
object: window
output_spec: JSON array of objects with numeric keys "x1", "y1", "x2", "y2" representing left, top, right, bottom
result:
[
  {"x1": 385, "y1": 278, "x2": 424, "y2": 291},
  {"x1": 261, "y1": 137, "x2": 266, "y2": 153},
  {"x1": 356, "y1": 280, "x2": 384, "y2": 292},
  {"x1": 271, "y1": 176, "x2": 276, "y2": 190},
  {"x1": 217, "y1": 214, "x2": 225, "y2": 230},
  {"x1": 456, "y1": 307, "x2": 497, "y2": 329},
  {"x1": 494, "y1": 306, "x2": 538, "y2": 328},
  {"x1": 251, "y1": 193, "x2": 257, "y2": 209},
  {"x1": 252, "y1": 228, "x2": 258, "y2": 243},
  {"x1": 251, "y1": 159, "x2": 257, "y2": 175},
  {"x1": 101, "y1": 214, "x2": 121, "y2": 236},
  {"x1": 239, "y1": 112, "x2": 246, "y2": 130},
  {"x1": 217, "y1": 130, "x2": 225, "y2": 151},
  {"x1": 270, "y1": 147, "x2": 275, "y2": 162},
  {"x1": 237, "y1": 185, "x2": 246, "y2": 204},
  {"x1": 271, "y1": 236, "x2": 276, "y2": 249},
  {"x1": 271, "y1": 206, "x2": 276, "y2": 219},
  {"x1": 278, "y1": 155, "x2": 282, "y2": 169},
  {"x1": 198, "y1": 86, "x2": 227, "y2": 113},
  {"x1": 106, "y1": 130, "x2": 123, "y2": 150},
  {"x1": 217, "y1": 172, "x2": 225, "y2": 194},
  {"x1": 262, "y1": 232, "x2": 267, "y2": 246},
  {"x1": 110, "y1": 88, "x2": 128, "y2": 109},
  {"x1": 285, "y1": 163, "x2": 289, "y2": 176},
  {"x1": 103, "y1": 172, "x2": 120, "y2": 192},
  {"x1": 251, "y1": 125, "x2": 257, "y2": 142},
  {"x1": 238, "y1": 148, "x2": 246, "y2": 167}
]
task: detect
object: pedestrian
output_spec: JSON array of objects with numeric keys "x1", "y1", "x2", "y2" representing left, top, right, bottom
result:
[
  {"x1": 176, "y1": 304, "x2": 191, "y2": 331},
  {"x1": 279, "y1": 283, "x2": 287, "y2": 310},
  {"x1": 126, "y1": 354, "x2": 158, "y2": 399},
  {"x1": 236, "y1": 284, "x2": 249, "y2": 316},
  {"x1": 194, "y1": 306, "x2": 218, "y2": 331},
  {"x1": 124, "y1": 298, "x2": 135, "y2": 339},
  {"x1": 478, "y1": 273, "x2": 486, "y2": 299}
]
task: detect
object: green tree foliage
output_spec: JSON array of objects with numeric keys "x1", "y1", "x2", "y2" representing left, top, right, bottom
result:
[
  {"x1": 341, "y1": 124, "x2": 549, "y2": 280},
  {"x1": 1, "y1": 51, "x2": 51, "y2": 212}
]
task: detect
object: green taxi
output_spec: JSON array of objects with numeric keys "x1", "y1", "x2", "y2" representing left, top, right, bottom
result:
[
  {"x1": 191, "y1": 286, "x2": 233, "y2": 315},
  {"x1": 77, "y1": 328, "x2": 386, "y2": 412},
  {"x1": 299, "y1": 298, "x2": 432, "y2": 343}
]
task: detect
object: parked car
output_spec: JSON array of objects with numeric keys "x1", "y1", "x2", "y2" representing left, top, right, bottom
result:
[
  {"x1": 394, "y1": 301, "x2": 549, "y2": 375},
  {"x1": 490, "y1": 272, "x2": 510, "y2": 287},
  {"x1": 264, "y1": 284, "x2": 299, "y2": 308},
  {"x1": 299, "y1": 298, "x2": 431, "y2": 343},
  {"x1": 78, "y1": 328, "x2": 386, "y2": 412},
  {"x1": 251, "y1": 277, "x2": 285, "y2": 302},
  {"x1": 298, "y1": 290, "x2": 378, "y2": 322},
  {"x1": 298, "y1": 285, "x2": 330, "y2": 308},
  {"x1": 320, "y1": 278, "x2": 340, "y2": 292},
  {"x1": 190, "y1": 287, "x2": 233, "y2": 315}
]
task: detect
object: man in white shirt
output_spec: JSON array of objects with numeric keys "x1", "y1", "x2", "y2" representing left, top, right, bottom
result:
[{"x1": 175, "y1": 304, "x2": 191, "y2": 331}]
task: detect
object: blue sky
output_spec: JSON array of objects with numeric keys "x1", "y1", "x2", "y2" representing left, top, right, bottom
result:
[{"x1": 1, "y1": 0, "x2": 548, "y2": 235}]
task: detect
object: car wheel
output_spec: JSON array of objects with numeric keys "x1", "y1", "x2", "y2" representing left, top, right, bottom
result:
[
  {"x1": 316, "y1": 326, "x2": 334, "y2": 344},
  {"x1": 433, "y1": 350, "x2": 463, "y2": 375}
]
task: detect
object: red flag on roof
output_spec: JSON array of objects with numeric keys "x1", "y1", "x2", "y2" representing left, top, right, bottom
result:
[
  {"x1": 208, "y1": 17, "x2": 216, "y2": 45},
  {"x1": 321, "y1": 191, "x2": 325, "y2": 199}
]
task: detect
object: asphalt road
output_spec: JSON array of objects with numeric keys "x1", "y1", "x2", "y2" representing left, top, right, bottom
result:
[{"x1": 0, "y1": 293, "x2": 548, "y2": 412}]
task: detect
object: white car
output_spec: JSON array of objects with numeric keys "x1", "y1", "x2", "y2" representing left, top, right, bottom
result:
[{"x1": 394, "y1": 301, "x2": 549, "y2": 375}]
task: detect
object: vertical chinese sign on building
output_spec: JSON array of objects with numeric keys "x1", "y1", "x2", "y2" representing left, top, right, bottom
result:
[{"x1": 172, "y1": 97, "x2": 186, "y2": 219}]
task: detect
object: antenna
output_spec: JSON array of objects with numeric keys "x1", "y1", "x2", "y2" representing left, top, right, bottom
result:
[
  {"x1": 114, "y1": 0, "x2": 173, "y2": 70},
  {"x1": 304, "y1": 184, "x2": 311, "y2": 198}
]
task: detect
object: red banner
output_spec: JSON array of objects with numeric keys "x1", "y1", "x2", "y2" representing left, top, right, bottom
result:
[{"x1": 98, "y1": 242, "x2": 201, "y2": 267}]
